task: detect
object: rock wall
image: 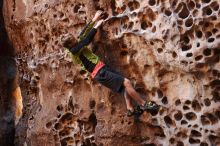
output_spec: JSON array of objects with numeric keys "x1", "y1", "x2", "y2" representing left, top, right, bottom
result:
[{"x1": 3, "y1": 0, "x2": 220, "y2": 145}]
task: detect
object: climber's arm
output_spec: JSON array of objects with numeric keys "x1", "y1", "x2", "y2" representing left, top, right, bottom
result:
[
  {"x1": 78, "y1": 21, "x2": 95, "y2": 39},
  {"x1": 70, "y1": 28, "x2": 97, "y2": 54},
  {"x1": 69, "y1": 20, "x2": 104, "y2": 54},
  {"x1": 79, "y1": 10, "x2": 103, "y2": 40}
]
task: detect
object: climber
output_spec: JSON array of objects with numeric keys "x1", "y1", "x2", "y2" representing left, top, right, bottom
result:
[{"x1": 63, "y1": 10, "x2": 160, "y2": 117}]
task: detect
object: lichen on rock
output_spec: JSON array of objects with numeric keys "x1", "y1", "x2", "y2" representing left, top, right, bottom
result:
[{"x1": 2, "y1": 0, "x2": 220, "y2": 145}]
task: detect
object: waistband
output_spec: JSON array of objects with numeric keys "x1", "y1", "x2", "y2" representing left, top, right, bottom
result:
[{"x1": 91, "y1": 61, "x2": 105, "y2": 78}]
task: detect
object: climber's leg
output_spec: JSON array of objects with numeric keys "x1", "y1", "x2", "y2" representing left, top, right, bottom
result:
[
  {"x1": 123, "y1": 78, "x2": 160, "y2": 112},
  {"x1": 123, "y1": 78, "x2": 145, "y2": 106},
  {"x1": 124, "y1": 90, "x2": 134, "y2": 110}
]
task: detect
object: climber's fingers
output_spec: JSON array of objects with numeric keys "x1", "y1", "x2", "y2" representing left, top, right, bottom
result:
[{"x1": 93, "y1": 10, "x2": 104, "y2": 22}]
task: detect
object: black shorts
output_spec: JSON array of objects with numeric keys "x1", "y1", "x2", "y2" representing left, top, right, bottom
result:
[{"x1": 94, "y1": 66, "x2": 125, "y2": 94}]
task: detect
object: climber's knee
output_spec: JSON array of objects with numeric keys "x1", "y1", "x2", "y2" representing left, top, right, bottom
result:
[{"x1": 123, "y1": 78, "x2": 132, "y2": 88}]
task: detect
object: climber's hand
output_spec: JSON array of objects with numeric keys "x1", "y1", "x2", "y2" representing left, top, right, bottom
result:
[
  {"x1": 94, "y1": 19, "x2": 104, "y2": 29},
  {"x1": 92, "y1": 10, "x2": 104, "y2": 22}
]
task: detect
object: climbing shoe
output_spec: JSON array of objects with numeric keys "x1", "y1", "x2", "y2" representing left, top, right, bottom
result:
[
  {"x1": 140, "y1": 101, "x2": 160, "y2": 112},
  {"x1": 134, "y1": 105, "x2": 144, "y2": 116},
  {"x1": 127, "y1": 107, "x2": 144, "y2": 117},
  {"x1": 127, "y1": 109, "x2": 135, "y2": 117}
]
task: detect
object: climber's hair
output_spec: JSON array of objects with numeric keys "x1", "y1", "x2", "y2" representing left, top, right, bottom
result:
[{"x1": 62, "y1": 36, "x2": 77, "y2": 49}]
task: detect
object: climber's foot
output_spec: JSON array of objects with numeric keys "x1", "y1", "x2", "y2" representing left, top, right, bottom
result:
[
  {"x1": 140, "y1": 101, "x2": 160, "y2": 112},
  {"x1": 127, "y1": 107, "x2": 144, "y2": 117},
  {"x1": 127, "y1": 109, "x2": 135, "y2": 117}
]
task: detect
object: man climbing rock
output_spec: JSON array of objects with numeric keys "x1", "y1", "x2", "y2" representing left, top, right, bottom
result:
[{"x1": 63, "y1": 10, "x2": 159, "y2": 117}]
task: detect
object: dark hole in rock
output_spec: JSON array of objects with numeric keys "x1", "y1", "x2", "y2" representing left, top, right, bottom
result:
[
  {"x1": 181, "y1": 120, "x2": 188, "y2": 125},
  {"x1": 128, "y1": 1, "x2": 140, "y2": 11},
  {"x1": 202, "y1": 0, "x2": 211, "y2": 3},
  {"x1": 46, "y1": 122, "x2": 52, "y2": 129},
  {"x1": 172, "y1": 52, "x2": 177, "y2": 58},
  {"x1": 169, "y1": 138, "x2": 175, "y2": 144},
  {"x1": 185, "y1": 112, "x2": 197, "y2": 121},
  {"x1": 188, "y1": 1, "x2": 195, "y2": 10},
  {"x1": 157, "y1": 89, "x2": 163, "y2": 98},
  {"x1": 183, "y1": 36, "x2": 190, "y2": 44},
  {"x1": 200, "y1": 142, "x2": 209, "y2": 146},
  {"x1": 60, "y1": 113, "x2": 74, "y2": 123},
  {"x1": 212, "y1": 69, "x2": 218, "y2": 76},
  {"x1": 177, "y1": 20, "x2": 183, "y2": 25},
  {"x1": 185, "y1": 100, "x2": 191, "y2": 104},
  {"x1": 181, "y1": 60, "x2": 188, "y2": 65},
  {"x1": 195, "y1": 55, "x2": 203, "y2": 61},
  {"x1": 196, "y1": 30, "x2": 203, "y2": 38},
  {"x1": 196, "y1": 63, "x2": 206, "y2": 68},
  {"x1": 89, "y1": 100, "x2": 96, "y2": 109},
  {"x1": 164, "y1": 115, "x2": 173, "y2": 127},
  {"x1": 120, "y1": 50, "x2": 129, "y2": 56},
  {"x1": 57, "y1": 105, "x2": 63, "y2": 112},
  {"x1": 164, "y1": 9, "x2": 172, "y2": 16},
  {"x1": 201, "y1": 115, "x2": 210, "y2": 125},
  {"x1": 185, "y1": 18, "x2": 193, "y2": 27},
  {"x1": 191, "y1": 100, "x2": 201, "y2": 111},
  {"x1": 206, "y1": 113, "x2": 218, "y2": 124},
  {"x1": 177, "y1": 131, "x2": 187, "y2": 139},
  {"x1": 128, "y1": 21, "x2": 134, "y2": 29},
  {"x1": 205, "y1": 7, "x2": 212, "y2": 15},
  {"x1": 208, "y1": 37, "x2": 215, "y2": 43},
  {"x1": 175, "y1": 99, "x2": 181, "y2": 106},
  {"x1": 179, "y1": 4, "x2": 190, "y2": 19},
  {"x1": 57, "y1": 114, "x2": 61, "y2": 118},
  {"x1": 203, "y1": 48, "x2": 212, "y2": 56},
  {"x1": 174, "y1": 111, "x2": 183, "y2": 121},
  {"x1": 181, "y1": 45, "x2": 191, "y2": 51},
  {"x1": 61, "y1": 139, "x2": 67, "y2": 146},
  {"x1": 152, "y1": 26, "x2": 156, "y2": 33},
  {"x1": 205, "y1": 31, "x2": 212, "y2": 38},
  {"x1": 210, "y1": 1, "x2": 219, "y2": 11},
  {"x1": 211, "y1": 15, "x2": 217, "y2": 20},
  {"x1": 55, "y1": 123, "x2": 63, "y2": 130},
  {"x1": 204, "y1": 98, "x2": 211, "y2": 106},
  {"x1": 196, "y1": 3, "x2": 201, "y2": 8},
  {"x1": 191, "y1": 130, "x2": 202, "y2": 137},
  {"x1": 141, "y1": 21, "x2": 148, "y2": 30},
  {"x1": 209, "y1": 135, "x2": 219, "y2": 145},
  {"x1": 183, "y1": 105, "x2": 190, "y2": 110},
  {"x1": 186, "y1": 53, "x2": 193, "y2": 57},
  {"x1": 188, "y1": 124, "x2": 192, "y2": 127},
  {"x1": 210, "y1": 79, "x2": 220, "y2": 88},
  {"x1": 89, "y1": 113, "x2": 97, "y2": 127},
  {"x1": 212, "y1": 28, "x2": 218, "y2": 34},
  {"x1": 189, "y1": 138, "x2": 200, "y2": 144},
  {"x1": 176, "y1": 141, "x2": 184, "y2": 146},
  {"x1": 157, "y1": 48, "x2": 163, "y2": 53},
  {"x1": 59, "y1": 12, "x2": 64, "y2": 18},
  {"x1": 161, "y1": 96, "x2": 168, "y2": 104},
  {"x1": 149, "y1": 0, "x2": 156, "y2": 6},
  {"x1": 193, "y1": 124, "x2": 198, "y2": 128},
  {"x1": 197, "y1": 43, "x2": 200, "y2": 47},
  {"x1": 215, "y1": 110, "x2": 220, "y2": 119}
]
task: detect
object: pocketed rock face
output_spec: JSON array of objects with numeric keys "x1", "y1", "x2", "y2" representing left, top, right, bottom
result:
[{"x1": 3, "y1": 0, "x2": 220, "y2": 145}]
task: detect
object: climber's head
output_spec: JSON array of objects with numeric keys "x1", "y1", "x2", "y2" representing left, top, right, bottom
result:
[{"x1": 62, "y1": 35, "x2": 77, "y2": 49}]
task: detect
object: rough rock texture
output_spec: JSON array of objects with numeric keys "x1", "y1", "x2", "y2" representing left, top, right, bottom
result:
[{"x1": 2, "y1": 0, "x2": 220, "y2": 145}]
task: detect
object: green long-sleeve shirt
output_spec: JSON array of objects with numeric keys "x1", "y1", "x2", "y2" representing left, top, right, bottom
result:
[{"x1": 68, "y1": 21, "x2": 100, "y2": 71}]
